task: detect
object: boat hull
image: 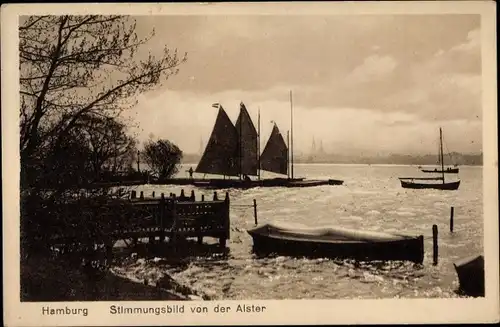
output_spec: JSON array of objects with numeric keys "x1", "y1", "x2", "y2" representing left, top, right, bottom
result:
[
  {"x1": 193, "y1": 178, "x2": 344, "y2": 189},
  {"x1": 400, "y1": 180, "x2": 460, "y2": 190},
  {"x1": 247, "y1": 224, "x2": 424, "y2": 264},
  {"x1": 454, "y1": 255, "x2": 485, "y2": 297},
  {"x1": 421, "y1": 168, "x2": 459, "y2": 174}
]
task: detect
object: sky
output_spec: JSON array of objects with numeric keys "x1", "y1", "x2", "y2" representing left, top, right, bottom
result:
[{"x1": 128, "y1": 14, "x2": 482, "y2": 156}]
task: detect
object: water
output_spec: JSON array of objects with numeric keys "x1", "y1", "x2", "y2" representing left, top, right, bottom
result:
[{"x1": 119, "y1": 164, "x2": 483, "y2": 299}]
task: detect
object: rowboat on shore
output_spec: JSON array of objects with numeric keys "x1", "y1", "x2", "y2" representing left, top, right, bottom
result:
[{"x1": 247, "y1": 222, "x2": 424, "y2": 264}]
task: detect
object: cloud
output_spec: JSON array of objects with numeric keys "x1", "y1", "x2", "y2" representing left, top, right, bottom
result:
[
  {"x1": 131, "y1": 87, "x2": 482, "y2": 156},
  {"x1": 346, "y1": 55, "x2": 398, "y2": 84},
  {"x1": 382, "y1": 27, "x2": 482, "y2": 121},
  {"x1": 450, "y1": 28, "x2": 480, "y2": 53},
  {"x1": 127, "y1": 15, "x2": 482, "y2": 155}
]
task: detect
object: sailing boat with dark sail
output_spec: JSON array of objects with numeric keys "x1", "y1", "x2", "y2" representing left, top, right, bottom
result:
[
  {"x1": 399, "y1": 128, "x2": 460, "y2": 190},
  {"x1": 193, "y1": 98, "x2": 344, "y2": 189},
  {"x1": 260, "y1": 123, "x2": 289, "y2": 177},
  {"x1": 195, "y1": 104, "x2": 239, "y2": 177},
  {"x1": 235, "y1": 102, "x2": 259, "y2": 178}
]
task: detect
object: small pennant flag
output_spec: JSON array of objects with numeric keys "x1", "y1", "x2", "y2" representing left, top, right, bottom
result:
[{"x1": 212, "y1": 103, "x2": 221, "y2": 108}]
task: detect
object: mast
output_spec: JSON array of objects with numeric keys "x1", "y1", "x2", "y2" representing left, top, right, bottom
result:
[
  {"x1": 287, "y1": 130, "x2": 290, "y2": 179},
  {"x1": 258, "y1": 107, "x2": 261, "y2": 180},
  {"x1": 439, "y1": 127, "x2": 445, "y2": 184},
  {"x1": 239, "y1": 102, "x2": 243, "y2": 180},
  {"x1": 290, "y1": 90, "x2": 294, "y2": 180}
]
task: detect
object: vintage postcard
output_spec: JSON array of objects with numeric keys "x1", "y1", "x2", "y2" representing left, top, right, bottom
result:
[{"x1": 2, "y1": 1, "x2": 499, "y2": 326}]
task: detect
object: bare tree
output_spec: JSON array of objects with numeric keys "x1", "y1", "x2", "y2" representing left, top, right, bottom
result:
[
  {"x1": 78, "y1": 115, "x2": 137, "y2": 177},
  {"x1": 143, "y1": 139, "x2": 183, "y2": 180},
  {"x1": 19, "y1": 15, "x2": 187, "y2": 189}
]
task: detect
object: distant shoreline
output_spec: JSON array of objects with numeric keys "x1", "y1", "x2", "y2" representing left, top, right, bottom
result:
[
  {"x1": 180, "y1": 162, "x2": 483, "y2": 167},
  {"x1": 181, "y1": 152, "x2": 483, "y2": 167}
]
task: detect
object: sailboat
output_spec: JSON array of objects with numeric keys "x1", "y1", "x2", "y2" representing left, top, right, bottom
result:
[
  {"x1": 194, "y1": 102, "x2": 292, "y2": 188},
  {"x1": 193, "y1": 96, "x2": 343, "y2": 189},
  {"x1": 193, "y1": 103, "x2": 249, "y2": 188},
  {"x1": 399, "y1": 128, "x2": 460, "y2": 190},
  {"x1": 195, "y1": 104, "x2": 239, "y2": 178},
  {"x1": 420, "y1": 166, "x2": 459, "y2": 174},
  {"x1": 420, "y1": 135, "x2": 459, "y2": 174}
]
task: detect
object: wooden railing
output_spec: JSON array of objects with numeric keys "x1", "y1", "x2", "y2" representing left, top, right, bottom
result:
[{"x1": 50, "y1": 190, "x2": 231, "y2": 248}]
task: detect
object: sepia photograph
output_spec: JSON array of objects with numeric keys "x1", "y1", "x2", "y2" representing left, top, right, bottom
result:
[{"x1": 2, "y1": 2, "x2": 499, "y2": 326}]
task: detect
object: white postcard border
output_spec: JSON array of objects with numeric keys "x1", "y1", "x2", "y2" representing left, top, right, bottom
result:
[{"x1": 2, "y1": 2, "x2": 498, "y2": 326}]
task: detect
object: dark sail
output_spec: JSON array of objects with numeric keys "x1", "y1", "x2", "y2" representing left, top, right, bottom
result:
[
  {"x1": 260, "y1": 124, "x2": 288, "y2": 175},
  {"x1": 235, "y1": 102, "x2": 259, "y2": 176},
  {"x1": 195, "y1": 107, "x2": 239, "y2": 176}
]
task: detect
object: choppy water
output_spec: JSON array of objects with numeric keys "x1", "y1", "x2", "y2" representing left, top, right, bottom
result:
[{"x1": 120, "y1": 164, "x2": 483, "y2": 299}]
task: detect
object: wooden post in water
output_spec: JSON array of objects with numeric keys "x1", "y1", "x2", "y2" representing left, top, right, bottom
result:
[
  {"x1": 201, "y1": 194, "x2": 205, "y2": 202},
  {"x1": 432, "y1": 224, "x2": 438, "y2": 265},
  {"x1": 190, "y1": 190, "x2": 195, "y2": 201},
  {"x1": 131, "y1": 190, "x2": 136, "y2": 199},
  {"x1": 450, "y1": 207, "x2": 454, "y2": 233},
  {"x1": 180, "y1": 189, "x2": 185, "y2": 199},
  {"x1": 220, "y1": 192, "x2": 230, "y2": 247},
  {"x1": 152, "y1": 191, "x2": 155, "y2": 198},
  {"x1": 253, "y1": 199, "x2": 258, "y2": 225},
  {"x1": 140, "y1": 191, "x2": 144, "y2": 199},
  {"x1": 213, "y1": 191, "x2": 218, "y2": 201}
]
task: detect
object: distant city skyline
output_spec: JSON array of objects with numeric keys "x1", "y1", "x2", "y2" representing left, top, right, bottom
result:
[{"x1": 126, "y1": 14, "x2": 482, "y2": 156}]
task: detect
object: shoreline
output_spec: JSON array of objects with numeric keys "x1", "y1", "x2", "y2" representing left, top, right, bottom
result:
[{"x1": 21, "y1": 254, "x2": 205, "y2": 302}]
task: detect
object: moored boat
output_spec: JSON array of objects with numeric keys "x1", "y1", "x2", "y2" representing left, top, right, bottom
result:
[
  {"x1": 399, "y1": 177, "x2": 460, "y2": 190},
  {"x1": 247, "y1": 222, "x2": 424, "y2": 263},
  {"x1": 194, "y1": 99, "x2": 343, "y2": 189},
  {"x1": 399, "y1": 128, "x2": 460, "y2": 191},
  {"x1": 421, "y1": 167, "x2": 459, "y2": 174}
]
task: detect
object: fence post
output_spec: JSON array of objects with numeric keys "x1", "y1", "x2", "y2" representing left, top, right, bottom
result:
[
  {"x1": 201, "y1": 194, "x2": 205, "y2": 202},
  {"x1": 180, "y1": 189, "x2": 185, "y2": 199},
  {"x1": 152, "y1": 191, "x2": 155, "y2": 198},
  {"x1": 450, "y1": 206, "x2": 454, "y2": 233},
  {"x1": 190, "y1": 190, "x2": 195, "y2": 201},
  {"x1": 171, "y1": 194, "x2": 178, "y2": 248},
  {"x1": 140, "y1": 191, "x2": 144, "y2": 199},
  {"x1": 213, "y1": 191, "x2": 218, "y2": 201},
  {"x1": 131, "y1": 190, "x2": 136, "y2": 199},
  {"x1": 159, "y1": 193, "x2": 165, "y2": 243},
  {"x1": 253, "y1": 199, "x2": 258, "y2": 225},
  {"x1": 432, "y1": 224, "x2": 438, "y2": 265}
]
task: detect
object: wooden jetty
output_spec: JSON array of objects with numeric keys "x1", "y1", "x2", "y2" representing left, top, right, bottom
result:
[{"x1": 49, "y1": 191, "x2": 231, "y2": 253}]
